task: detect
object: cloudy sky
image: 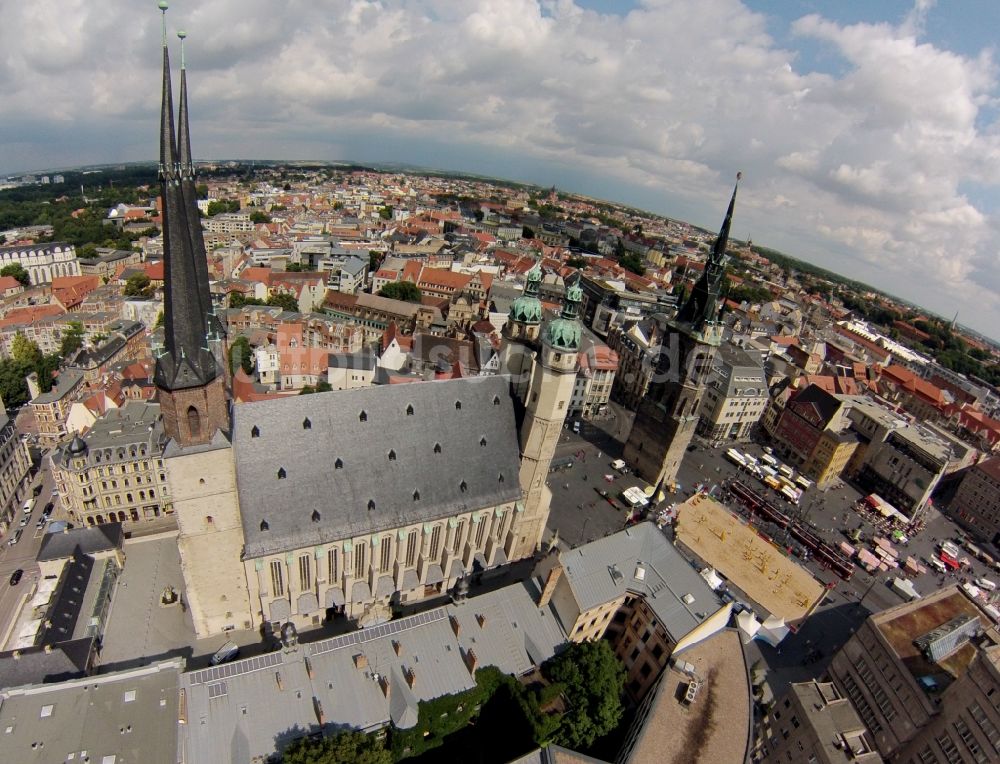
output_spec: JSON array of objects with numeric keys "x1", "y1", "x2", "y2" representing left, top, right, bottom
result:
[{"x1": 2, "y1": 0, "x2": 999, "y2": 339}]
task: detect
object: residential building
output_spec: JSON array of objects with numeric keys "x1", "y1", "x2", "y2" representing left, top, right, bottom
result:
[
  {"x1": 828, "y1": 585, "x2": 1000, "y2": 760},
  {"x1": 77, "y1": 248, "x2": 142, "y2": 280},
  {"x1": 773, "y1": 384, "x2": 851, "y2": 467},
  {"x1": 949, "y1": 457, "x2": 1000, "y2": 545},
  {"x1": 322, "y1": 290, "x2": 422, "y2": 343},
  {"x1": 0, "y1": 402, "x2": 32, "y2": 536},
  {"x1": 804, "y1": 428, "x2": 860, "y2": 490},
  {"x1": 578, "y1": 274, "x2": 663, "y2": 337},
  {"x1": 29, "y1": 369, "x2": 85, "y2": 449},
  {"x1": 51, "y1": 402, "x2": 170, "y2": 527},
  {"x1": 570, "y1": 341, "x2": 619, "y2": 419},
  {"x1": 533, "y1": 522, "x2": 729, "y2": 702},
  {"x1": 65, "y1": 320, "x2": 146, "y2": 383},
  {"x1": 0, "y1": 242, "x2": 81, "y2": 284},
  {"x1": 202, "y1": 211, "x2": 252, "y2": 233},
  {"x1": 755, "y1": 681, "x2": 883, "y2": 764},
  {"x1": 697, "y1": 340, "x2": 769, "y2": 442},
  {"x1": 327, "y1": 351, "x2": 377, "y2": 389}
]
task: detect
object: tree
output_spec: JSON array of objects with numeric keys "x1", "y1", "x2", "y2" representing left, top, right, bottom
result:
[
  {"x1": 228, "y1": 336, "x2": 255, "y2": 376},
  {"x1": 154, "y1": 310, "x2": 164, "y2": 329},
  {"x1": 299, "y1": 381, "x2": 332, "y2": 395},
  {"x1": 266, "y1": 293, "x2": 300, "y2": 313},
  {"x1": 229, "y1": 292, "x2": 265, "y2": 309},
  {"x1": 77, "y1": 243, "x2": 100, "y2": 259},
  {"x1": 281, "y1": 730, "x2": 391, "y2": 764},
  {"x1": 249, "y1": 210, "x2": 272, "y2": 224},
  {"x1": 206, "y1": 199, "x2": 240, "y2": 217},
  {"x1": 59, "y1": 321, "x2": 84, "y2": 358},
  {"x1": 619, "y1": 252, "x2": 646, "y2": 275},
  {"x1": 11, "y1": 333, "x2": 42, "y2": 368},
  {"x1": 378, "y1": 205, "x2": 393, "y2": 220},
  {"x1": 543, "y1": 639, "x2": 626, "y2": 750},
  {"x1": 123, "y1": 272, "x2": 152, "y2": 297},
  {"x1": 378, "y1": 281, "x2": 421, "y2": 303},
  {"x1": 284, "y1": 263, "x2": 306, "y2": 272},
  {"x1": 0, "y1": 263, "x2": 30, "y2": 286},
  {"x1": 368, "y1": 250, "x2": 382, "y2": 272},
  {"x1": 566, "y1": 256, "x2": 586, "y2": 269}
]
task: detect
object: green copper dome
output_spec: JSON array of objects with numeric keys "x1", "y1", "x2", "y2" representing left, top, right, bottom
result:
[
  {"x1": 545, "y1": 316, "x2": 582, "y2": 351},
  {"x1": 509, "y1": 262, "x2": 544, "y2": 325}
]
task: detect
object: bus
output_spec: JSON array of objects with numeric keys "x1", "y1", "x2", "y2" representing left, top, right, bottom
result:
[
  {"x1": 795, "y1": 475, "x2": 813, "y2": 491},
  {"x1": 777, "y1": 464, "x2": 795, "y2": 479},
  {"x1": 760, "y1": 454, "x2": 778, "y2": 467},
  {"x1": 764, "y1": 475, "x2": 782, "y2": 491},
  {"x1": 780, "y1": 486, "x2": 800, "y2": 505},
  {"x1": 725, "y1": 449, "x2": 747, "y2": 467}
]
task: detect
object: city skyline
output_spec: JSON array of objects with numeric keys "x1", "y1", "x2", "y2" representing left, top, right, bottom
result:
[{"x1": 2, "y1": 0, "x2": 999, "y2": 338}]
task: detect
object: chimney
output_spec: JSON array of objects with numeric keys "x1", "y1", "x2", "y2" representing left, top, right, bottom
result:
[
  {"x1": 538, "y1": 566, "x2": 563, "y2": 608},
  {"x1": 353, "y1": 653, "x2": 368, "y2": 670},
  {"x1": 406, "y1": 667, "x2": 416, "y2": 689},
  {"x1": 463, "y1": 648, "x2": 478, "y2": 676},
  {"x1": 379, "y1": 673, "x2": 391, "y2": 698},
  {"x1": 392, "y1": 640, "x2": 402, "y2": 656},
  {"x1": 304, "y1": 656, "x2": 314, "y2": 679},
  {"x1": 450, "y1": 615, "x2": 460, "y2": 637},
  {"x1": 275, "y1": 671, "x2": 284, "y2": 691}
]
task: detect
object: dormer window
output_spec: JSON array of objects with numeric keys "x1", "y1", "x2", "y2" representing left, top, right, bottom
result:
[
  {"x1": 388, "y1": 449, "x2": 397, "y2": 461},
  {"x1": 480, "y1": 437, "x2": 487, "y2": 447},
  {"x1": 433, "y1": 443, "x2": 442, "y2": 454},
  {"x1": 302, "y1": 418, "x2": 312, "y2": 430},
  {"x1": 251, "y1": 425, "x2": 260, "y2": 438},
  {"x1": 405, "y1": 404, "x2": 414, "y2": 416},
  {"x1": 359, "y1": 411, "x2": 368, "y2": 422},
  {"x1": 455, "y1": 401, "x2": 462, "y2": 410},
  {"x1": 260, "y1": 520, "x2": 269, "y2": 531},
  {"x1": 334, "y1": 458, "x2": 343, "y2": 469},
  {"x1": 311, "y1": 509, "x2": 321, "y2": 523},
  {"x1": 493, "y1": 395, "x2": 500, "y2": 406},
  {"x1": 413, "y1": 490, "x2": 420, "y2": 501},
  {"x1": 459, "y1": 480, "x2": 468, "y2": 493},
  {"x1": 277, "y1": 467, "x2": 286, "y2": 479},
  {"x1": 498, "y1": 473, "x2": 504, "y2": 483},
  {"x1": 367, "y1": 499, "x2": 376, "y2": 511}
]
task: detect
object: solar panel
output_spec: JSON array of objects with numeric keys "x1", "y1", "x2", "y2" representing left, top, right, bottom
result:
[
  {"x1": 207, "y1": 681, "x2": 228, "y2": 699},
  {"x1": 188, "y1": 650, "x2": 283, "y2": 685},
  {"x1": 308, "y1": 608, "x2": 448, "y2": 656}
]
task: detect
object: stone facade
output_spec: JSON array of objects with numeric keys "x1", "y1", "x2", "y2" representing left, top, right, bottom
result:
[
  {"x1": 0, "y1": 411, "x2": 32, "y2": 536},
  {"x1": 158, "y1": 375, "x2": 229, "y2": 448},
  {"x1": 0, "y1": 242, "x2": 81, "y2": 285}
]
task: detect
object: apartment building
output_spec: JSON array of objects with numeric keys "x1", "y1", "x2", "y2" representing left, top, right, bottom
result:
[
  {"x1": 0, "y1": 404, "x2": 33, "y2": 536},
  {"x1": 29, "y1": 370, "x2": 85, "y2": 449},
  {"x1": 949, "y1": 457, "x2": 1000, "y2": 546},
  {"x1": 51, "y1": 402, "x2": 170, "y2": 527},
  {"x1": 569, "y1": 342, "x2": 619, "y2": 419},
  {"x1": 697, "y1": 341, "x2": 769, "y2": 443}
]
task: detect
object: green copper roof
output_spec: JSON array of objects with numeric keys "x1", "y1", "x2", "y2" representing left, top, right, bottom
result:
[
  {"x1": 565, "y1": 282, "x2": 583, "y2": 303},
  {"x1": 545, "y1": 317, "x2": 581, "y2": 352},
  {"x1": 510, "y1": 294, "x2": 543, "y2": 324}
]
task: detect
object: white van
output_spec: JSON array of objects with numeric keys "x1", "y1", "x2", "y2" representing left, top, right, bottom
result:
[
  {"x1": 611, "y1": 459, "x2": 626, "y2": 473},
  {"x1": 976, "y1": 578, "x2": 998, "y2": 592},
  {"x1": 22, "y1": 498, "x2": 35, "y2": 515}
]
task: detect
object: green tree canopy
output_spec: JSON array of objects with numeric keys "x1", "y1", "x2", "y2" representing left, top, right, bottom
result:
[
  {"x1": 619, "y1": 252, "x2": 646, "y2": 275},
  {"x1": 378, "y1": 281, "x2": 421, "y2": 303},
  {"x1": 266, "y1": 292, "x2": 300, "y2": 313},
  {"x1": 229, "y1": 292, "x2": 265, "y2": 309},
  {"x1": 543, "y1": 639, "x2": 626, "y2": 750},
  {"x1": 281, "y1": 730, "x2": 391, "y2": 764},
  {"x1": 11, "y1": 333, "x2": 42, "y2": 368},
  {"x1": 0, "y1": 263, "x2": 30, "y2": 286},
  {"x1": 228, "y1": 336, "x2": 255, "y2": 377},
  {"x1": 123, "y1": 272, "x2": 152, "y2": 297},
  {"x1": 378, "y1": 205, "x2": 393, "y2": 220},
  {"x1": 249, "y1": 210, "x2": 272, "y2": 224},
  {"x1": 566, "y1": 255, "x2": 586, "y2": 269},
  {"x1": 59, "y1": 321, "x2": 85, "y2": 358},
  {"x1": 206, "y1": 199, "x2": 240, "y2": 216}
]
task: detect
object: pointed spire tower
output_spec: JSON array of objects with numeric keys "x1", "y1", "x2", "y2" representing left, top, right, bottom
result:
[
  {"x1": 154, "y1": 2, "x2": 229, "y2": 446},
  {"x1": 622, "y1": 174, "x2": 742, "y2": 488}
]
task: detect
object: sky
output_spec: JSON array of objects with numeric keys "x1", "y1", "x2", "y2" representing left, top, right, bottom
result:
[{"x1": 2, "y1": 0, "x2": 999, "y2": 340}]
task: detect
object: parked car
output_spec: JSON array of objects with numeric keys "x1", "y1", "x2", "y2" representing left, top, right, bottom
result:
[
  {"x1": 42, "y1": 503, "x2": 54, "y2": 518},
  {"x1": 32, "y1": 484, "x2": 43, "y2": 497},
  {"x1": 8, "y1": 529, "x2": 23, "y2": 546},
  {"x1": 9, "y1": 569, "x2": 23, "y2": 586},
  {"x1": 19, "y1": 515, "x2": 29, "y2": 527},
  {"x1": 210, "y1": 641, "x2": 240, "y2": 665},
  {"x1": 36, "y1": 516, "x2": 47, "y2": 529}
]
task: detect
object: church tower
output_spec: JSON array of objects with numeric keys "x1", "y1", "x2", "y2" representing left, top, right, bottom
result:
[
  {"x1": 501, "y1": 263, "x2": 544, "y2": 402},
  {"x1": 622, "y1": 174, "x2": 742, "y2": 488},
  {"x1": 510, "y1": 280, "x2": 582, "y2": 560},
  {"x1": 154, "y1": 6, "x2": 251, "y2": 639},
  {"x1": 153, "y1": 5, "x2": 228, "y2": 448}
]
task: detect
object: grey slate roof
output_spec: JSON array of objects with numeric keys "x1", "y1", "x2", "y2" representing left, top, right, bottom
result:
[
  {"x1": 30, "y1": 369, "x2": 84, "y2": 405},
  {"x1": 328, "y1": 350, "x2": 376, "y2": 371},
  {"x1": 0, "y1": 637, "x2": 94, "y2": 688},
  {"x1": 234, "y1": 376, "x2": 523, "y2": 558},
  {"x1": 37, "y1": 523, "x2": 124, "y2": 562},
  {"x1": 558, "y1": 522, "x2": 724, "y2": 643}
]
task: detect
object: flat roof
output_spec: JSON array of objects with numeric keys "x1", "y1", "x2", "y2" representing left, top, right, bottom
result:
[
  {"x1": 0, "y1": 658, "x2": 181, "y2": 764},
  {"x1": 674, "y1": 495, "x2": 826, "y2": 622}
]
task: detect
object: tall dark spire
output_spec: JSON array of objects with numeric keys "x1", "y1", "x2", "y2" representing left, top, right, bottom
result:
[
  {"x1": 154, "y1": 3, "x2": 219, "y2": 393},
  {"x1": 176, "y1": 29, "x2": 220, "y2": 342},
  {"x1": 675, "y1": 173, "x2": 741, "y2": 330}
]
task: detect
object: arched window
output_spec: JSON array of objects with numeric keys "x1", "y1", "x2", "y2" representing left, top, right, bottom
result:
[
  {"x1": 277, "y1": 467, "x2": 286, "y2": 479},
  {"x1": 187, "y1": 406, "x2": 201, "y2": 438}
]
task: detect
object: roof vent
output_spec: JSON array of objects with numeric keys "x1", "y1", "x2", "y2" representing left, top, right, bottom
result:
[
  {"x1": 413, "y1": 490, "x2": 420, "y2": 501},
  {"x1": 633, "y1": 562, "x2": 646, "y2": 581},
  {"x1": 682, "y1": 593, "x2": 695, "y2": 605},
  {"x1": 480, "y1": 437, "x2": 487, "y2": 447},
  {"x1": 359, "y1": 410, "x2": 367, "y2": 422},
  {"x1": 459, "y1": 480, "x2": 468, "y2": 493},
  {"x1": 455, "y1": 401, "x2": 462, "y2": 410},
  {"x1": 388, "y1": 449, "x2": 396, "y2": 461}
]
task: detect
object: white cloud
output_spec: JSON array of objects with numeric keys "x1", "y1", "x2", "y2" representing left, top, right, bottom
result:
[{"x1": 1, "y1": 0, "x2": 999, "y2": 337}]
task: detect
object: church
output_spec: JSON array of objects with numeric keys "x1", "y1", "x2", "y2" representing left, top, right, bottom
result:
[{"x1": 151, "y1": 10, "x2": 581, "y2": 638}]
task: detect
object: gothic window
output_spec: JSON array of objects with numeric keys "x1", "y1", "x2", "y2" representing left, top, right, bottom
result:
[
  {"x1": 187, "y1": 406, "x2": 201, "y2": 438},
  {"x1": 405, "y1": 530, "x2": 418, "y2": 566},
  {"x1": 270, "y1": 560, "x2": 284, "y2": 596},
  {"x1": 302, "y1": 418, "x2": 312, "y2": 430},
  {"x1": 406, "y1": 404, "x2": 414, "y2": 416},
  {"x1": 298, "y1": 555, "x2": 312, "y2": 590},
  {"x1": 277, "y1": 467, "x2": 286, "y2": 479},
  {"x1": 429, "y1": 525, "x2": 442, "y2": 559}
]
